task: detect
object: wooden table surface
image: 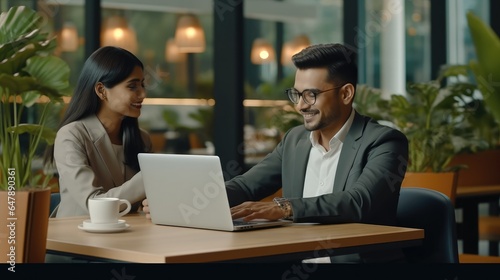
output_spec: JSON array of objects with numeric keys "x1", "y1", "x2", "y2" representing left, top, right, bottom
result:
[
  {"x1": 456, "y1": 185, "x2": 500, "y2": 197},
  {"x1": 47, "y1": 214, "x2": 424, "y2": 263}
]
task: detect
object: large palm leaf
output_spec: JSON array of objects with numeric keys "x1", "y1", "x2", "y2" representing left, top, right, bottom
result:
[
  {"x1": 466, "y1": 11, "x2": 500, "y2": 126},
  {"x1": 0, "y1": 6, "x2": 70, "y2": 189}
]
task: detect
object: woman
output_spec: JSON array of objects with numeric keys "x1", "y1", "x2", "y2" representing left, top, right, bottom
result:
[{"x1": 44, "y1": 46, "x2": 152, "y2": 217}]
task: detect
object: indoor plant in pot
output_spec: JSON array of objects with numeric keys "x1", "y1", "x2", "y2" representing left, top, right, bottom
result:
[
  {"x1": 450, "y1": 11, "x2": 500, "y2": 255},
  {"x1": 466, "y1": 11, "x2": 500, "y2": 133},
  {"x1": 379, "y1": 65, "x2": 483, "y2": 203},
  {"x1": 451, "y1": 12, "x2": 500, "y2": 185},
  {"x1": 450, "y1": 11, "x2": 500, "y2": 186},
  {"x1": 0, "y1": 6, "x2": 71, "y2": 263}
]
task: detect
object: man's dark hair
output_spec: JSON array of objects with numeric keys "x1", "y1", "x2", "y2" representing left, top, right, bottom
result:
[{"x1": 292, "y1": 43, "x2": 358, "y2": 89}]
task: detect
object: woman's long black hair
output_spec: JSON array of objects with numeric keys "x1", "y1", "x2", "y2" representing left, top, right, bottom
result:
[{"x1": 44, "y1": 46, "x2": 147, "y2": 171}]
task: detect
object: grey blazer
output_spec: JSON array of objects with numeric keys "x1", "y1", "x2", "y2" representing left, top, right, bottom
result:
[
  {"x1": 53, "y1": 114, "x2": 152, "y2": 217},
  {"x1": 226, "y1": 112, "x2": 409, "y2": 263}
]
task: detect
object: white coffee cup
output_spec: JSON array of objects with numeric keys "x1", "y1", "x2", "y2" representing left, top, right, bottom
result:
[{"x1": 88, "y1": 197, "x2": 131, "y2": 224}]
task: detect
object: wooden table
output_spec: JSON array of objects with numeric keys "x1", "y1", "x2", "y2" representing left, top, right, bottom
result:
[
  {"x1": 46, "y1": 214, "x2": 423, "y2": 263},
  {"x1": 455, "y1": 185, "x2": 500, "y2": 254}
]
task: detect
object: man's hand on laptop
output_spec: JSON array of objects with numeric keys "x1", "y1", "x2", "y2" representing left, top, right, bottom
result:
[
  {"x1": 142, "y1": 199, "x2": 151, "y2": 220},
  {"x1": 231, "y1": 201, "x2": 286, "y2": 222}
]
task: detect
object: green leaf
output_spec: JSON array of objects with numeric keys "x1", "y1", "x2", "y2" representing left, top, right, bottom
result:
[
  {"x1": 21, "y1": 91, "x2": 42, "y2": 107},
  {"x1": 0, "y1": 6, "x2": 71, "y2": 190},
  {"x1": 353, "y1": 85, "x2": 389, "y2": 120},
  {"x1": 466, "y1": 11, "x2": 500, "y2": 125},
  {"x1": 0, "y1": 6, "x2": 42, "y2": 43},
  {"x1": 0, "y1": 43, "x2": 37, "y2": 74},
  {"x1": 6, "y1": 124, "x2": 57, "y2": 145},
  {"x1": 0, "y1": 74, "x2": 40, "y2": 93},
  {"x1": 0, "y1": 74, "x2": 61, "y2": 102},
  {"x1": 25, "y1": 55, "x2": 71, "y2": 93},
  {"x1": 0, "y1": 6, "x2": 51, "y2": 62},
  {"x1": 0, "y1": 56, "x2": 70, "y2": 103},
  {"x1": 437, "y1": 64, "x2": 469, "y2": 81}
]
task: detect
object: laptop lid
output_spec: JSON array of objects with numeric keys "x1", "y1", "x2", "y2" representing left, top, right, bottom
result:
[{"x1": 138, "y1": 153, "x2": 290, "y2": 231}]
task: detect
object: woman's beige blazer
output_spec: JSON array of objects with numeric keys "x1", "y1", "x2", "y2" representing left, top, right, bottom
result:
[{"x1": 53, "y1": 114, "x2": 152, "y2": 217}]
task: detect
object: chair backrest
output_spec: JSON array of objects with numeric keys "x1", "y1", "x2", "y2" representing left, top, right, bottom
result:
[
  {"x1": 397, "y1": 187, "x2": 459, "y2": 263},
  {"x1": 401, "y1": 172, "x2": 457, "y2": 204},
  {"x1": 49, "y1": 192, "x2": 61, "y2": 217}
]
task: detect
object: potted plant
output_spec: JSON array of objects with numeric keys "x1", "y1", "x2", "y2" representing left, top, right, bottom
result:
[
  {"x1": 466, "y1": 11, "x2": 500, "y2": 133},
  {"x1": 0, "y1": 6, "x2": 71, "y2": 263},
  {"x1": 449, "y1": 12, "x2": 500, "y2": 255},
  {"x1": 448, "y1": 11, "x2": 500, "y2": 187},
  {"x1": 444, "y1": 11, "x2": 500, "y2": 189},
  {"x1": 373, "y1": 65, "x2": 485, "y2": 203}
]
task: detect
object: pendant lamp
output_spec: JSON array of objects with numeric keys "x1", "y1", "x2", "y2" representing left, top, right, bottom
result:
[
  {"x1": 165, "y1": 38, "x2": 186, "y2": 62},
  {"x1": 59, "y1": 22, "x2": 78, "y2": 52},
  {"x1": 101, "y1": 16, "x2": 138, "y2": 54},
  {"x1": 174, "y1": 14, "x2": 206, "y2": 53},
  {"x1": 281, "y1": 34, "x2": 310, "y2": 66},
  {"x1": 250, "y1": 38, "x2": 275, "y2": 64}
]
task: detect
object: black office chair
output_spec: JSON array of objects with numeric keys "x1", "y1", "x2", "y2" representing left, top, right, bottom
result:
[
  {"x1": 397, "y1": 187, "x2": 459, "y2": 263},
  {"x1": 49, "y1": 192, "x2": 60, "y2": 217}
]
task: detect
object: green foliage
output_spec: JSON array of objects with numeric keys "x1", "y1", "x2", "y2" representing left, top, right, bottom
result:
[
  {"x1": 162, "y1": 107, "x2": 213, "y2": 142},
  {"x1": 466, "y1": 11, "x2": 500, "y2": 129},
  {"x1": 162, "y1": 109, "x2": 181, "y2": 130},
  {"x1": 188, "y1": 108, "x2": 213, "y2": 140},
  {"x1": 251, "y1": 75, "x2": 295, "y2": 100},
  {"x1": 268, "y1": 105, "x2": 303, "y2": 134},
  {"x1": 383, "y1": 65, "x2": 485, "y2": 172},
  {"x1": 0, "y1": 6, "x2": 71, "y2": 190},
  {"x1": 254, "y1": 75, "x2": 301, "y2": 133},
  {"x1": 355, "y1": 64, "x2": 497, "y2": 173},
  {"x1": 461, "y1": 98, "x2": 500, "y2": 150},
  {"x1": 353, "y1": 85, "x2": 390, "y2": 121}
]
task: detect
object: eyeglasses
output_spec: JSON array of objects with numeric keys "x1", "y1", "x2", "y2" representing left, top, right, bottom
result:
[{"x1": 285, "y1": 85, "x2": 344, "y2": 105}]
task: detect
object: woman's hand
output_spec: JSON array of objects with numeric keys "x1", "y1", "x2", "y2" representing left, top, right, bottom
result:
[{"x1": 142, "y1": 198, "x2": 151, "y2": 220}]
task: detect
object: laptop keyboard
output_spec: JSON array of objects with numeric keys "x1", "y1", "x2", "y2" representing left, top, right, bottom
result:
[{"x1": 233, "y1": 219, "x2": 257, "y2": 226}]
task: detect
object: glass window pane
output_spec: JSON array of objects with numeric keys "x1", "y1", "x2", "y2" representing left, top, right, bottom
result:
[
  {"x1": 447, "y1": 0, "x2": 490, "y2": 65},
  {"x1": 243, "y1": 0, "x2": 343, "y2": 163},
  {"x1": 359, "y1": 0, "x2": 431, "y2": 91}
]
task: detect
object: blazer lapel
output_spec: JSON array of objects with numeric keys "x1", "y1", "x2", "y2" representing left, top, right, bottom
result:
[
  {"x1": 333, "y1": 112, "x2": 365, "y2": 194},
  {"x1": 290, "y1": 137, "x2": 311, "y2": 198},
  {"x1": 83, "y1": 115, "x2": 124, "y2": 187}
]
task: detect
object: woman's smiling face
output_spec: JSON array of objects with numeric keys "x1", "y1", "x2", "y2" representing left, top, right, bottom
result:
[{"x1": 98, "y1": 65, "x2": 146, "y2": 119}]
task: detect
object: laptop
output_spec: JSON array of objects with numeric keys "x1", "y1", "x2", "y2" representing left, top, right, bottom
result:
[{"x1": 138, "y1": 153, "x2": 292, "y2": 231}]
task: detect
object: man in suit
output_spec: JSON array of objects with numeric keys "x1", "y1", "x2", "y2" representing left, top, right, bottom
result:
[{"x1": 228, "y1": 43, "x2": 409, "y2": 263}]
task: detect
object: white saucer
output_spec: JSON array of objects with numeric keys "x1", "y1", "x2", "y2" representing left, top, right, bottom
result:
[
  {"x1": 83, "y1": 219, "x2": 126, "y2": 229},
  {"x1": 78, "y1": 219, "x2": 130, "y2": 233}
]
